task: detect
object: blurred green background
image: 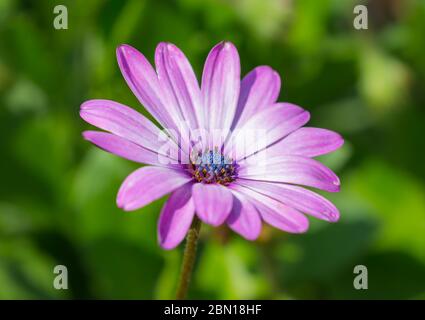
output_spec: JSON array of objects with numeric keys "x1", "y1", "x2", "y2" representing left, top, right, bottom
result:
[{"x1": 1, "y1": 0, "x2": 425, "y2": 299}]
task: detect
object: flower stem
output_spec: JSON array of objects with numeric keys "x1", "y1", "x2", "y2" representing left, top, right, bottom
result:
[{"x1": 175, "y1": 216, "x2": 202, "y2": 300}]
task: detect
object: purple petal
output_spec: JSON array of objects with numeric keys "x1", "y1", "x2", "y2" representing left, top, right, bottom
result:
[
  {"x1": 192, "y1": 183, "x2": 233, "y2": 226},
  {"x1": 117, "y1": 166, "x2": 192, "y2": 211},
  {"x1": 236, "y1": 180, "x2": 339, "y2": 222},
  {"x1": 225, "y1": 103, "x2": 310, "y2": 160},
  {"x1": 238, "y1": 155, "x2": 340, "y2": 192},
  {"x1": 227, "y1": 189, "x2": 262, "y2": 240},
  {"x1": 116, "y1": 45, "x2": 179, "y2": 133},
  {"x1": 80, "y1": 99, "x2": 179, "y2": 159},
  {"x1": 266, "y1": 127, "x2": 344, "y2": 158},
  {"x1": 83, "y1": 131, "x2": 171, "y2": 165},
  {"x1": 155, "y1": 43, "x2": 203, "y2": 131},
  {"x1": 233, "y1": 66, "x2": 281, "y2": 128},
  {"x1": 201, "y1": 41, "x2": 240, "y2": 133},
  {"x1": 158, "y1": 183, "x2": 195, "y2": 250},
  {"x1": 232, "y1": 184, "x2": 309, "y2": 233}
]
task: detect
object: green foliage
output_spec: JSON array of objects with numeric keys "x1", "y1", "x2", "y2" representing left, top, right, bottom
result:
[{"x1": 0, "y1": 0, "x2": 424, "y2": 299}]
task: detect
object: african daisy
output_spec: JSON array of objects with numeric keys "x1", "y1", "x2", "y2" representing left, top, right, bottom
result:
[{"x1": 80, "y1": 41, "x2": 344, "y2": 250}]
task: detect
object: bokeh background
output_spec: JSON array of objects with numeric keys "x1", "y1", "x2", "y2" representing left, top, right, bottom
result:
[{"x1": 1, "y1": 0, "x2": 425, "y2": 299}]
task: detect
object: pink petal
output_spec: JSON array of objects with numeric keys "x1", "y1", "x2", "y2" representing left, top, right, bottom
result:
[
  {"x1": 116, "y1": 45, "x2": 179, "y2": 133},
  {"x1": 236, "y1": 180, "x2": 339, "y2": 222},
  {"x1": 158, "y1": 183, "x2": 195, "y2": 250},
  {"x1": 117, "y1": 166, "x2": 192, "y2": 211},
  {"x1": 201, "y1": 41, "x2": 240, "y2": 134},
  {"x1": 233, "y1": 66, "x2": 281, "y2": 128},
  {"x1": 238, "y1": 155, "x2": 340, "y2": 192},
  {"x1": 232, "y1": 184, "x2": 309, "y2": 233},
  {"x1": 82, "y1": 130, "x2": 171, "y2": 166},
  {"x1": 265, "y1": 127, "x2": 344, "y2": 158},
  {"x1": 155, "y1": 43, "x2": 203, "y2": 132},
  {"x1": 225, "y1": 103, "x2": 310, "y2": 160},
  {"x1": 80, "y1": 99, "x2": 179, "y2": 159},
  {"x1": 227, "y1": 188, "x2": 262, "y2": 240},
  {"x1": 192, "y1": 183, "x2": 233, "y2": 226}
]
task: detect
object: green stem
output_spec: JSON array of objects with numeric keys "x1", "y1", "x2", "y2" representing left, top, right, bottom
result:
[{"x1": 175, "y1": 216, "x2": 202, "y2": 300}]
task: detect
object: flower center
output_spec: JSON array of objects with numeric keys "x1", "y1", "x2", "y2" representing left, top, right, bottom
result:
[{"x1": 188, "y1": 148, "x2": 238, "y2": 185}]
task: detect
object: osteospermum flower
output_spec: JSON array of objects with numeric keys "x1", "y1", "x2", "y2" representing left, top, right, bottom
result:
[{"x1": 80, "y1": 41, "x2": 343, "y2": 250}]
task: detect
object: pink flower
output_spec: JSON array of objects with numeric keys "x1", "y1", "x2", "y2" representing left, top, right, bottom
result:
[{"x1": 80, "y1": 42, "x2": 344, "y2": 249}]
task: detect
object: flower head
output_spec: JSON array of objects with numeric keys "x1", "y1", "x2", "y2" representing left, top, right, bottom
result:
[{"x1": 80, "y1": 41, "x2": 344, "y2": 249}]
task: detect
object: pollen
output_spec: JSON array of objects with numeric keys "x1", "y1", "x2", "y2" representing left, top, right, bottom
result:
[{"x1": 188, "y1": 148, "x2": 238, "y2": 185}]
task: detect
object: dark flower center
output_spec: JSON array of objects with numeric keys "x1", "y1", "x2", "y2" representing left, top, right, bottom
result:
[{"x1": 188, "y1": 148, "x2": 238, "y2": 185}]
